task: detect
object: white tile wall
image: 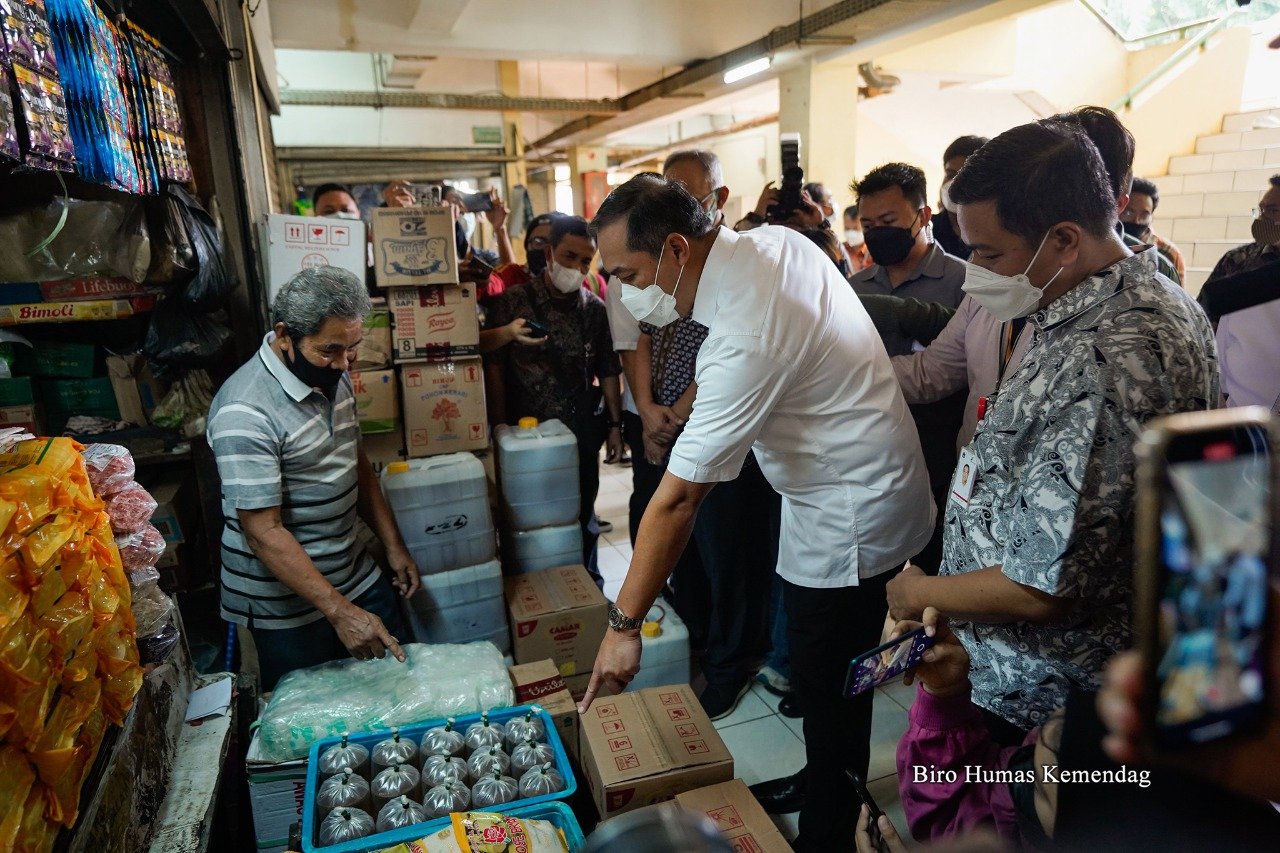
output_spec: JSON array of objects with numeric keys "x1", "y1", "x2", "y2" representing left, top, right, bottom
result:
[
  {"x1": 1211, "y1": 148, "x2": 1267, "y2": 171},
  {"x1": 1195, "y1": 132, "x2": 1242, "y2": 154},
  {"x1": 1266, "y1": 147, "x2": 1280, "y2": 166},
  {"x1": 1156, "y1": 175, "x2": 1185, "y2": 195},
  {"x1": 1182, "y1": 171, "x2": 1237, "y2": 194},
  {"x1": 1234, "y1": 168, "x2": 1276, "y2": 191},
  {"x1": 1241, "y1": 127, "x2": 1280, "y2": 149},
  {"x1": 1190, "y1": 241, "x2": 1237, "y2": 268},
  {"x1": 1201, "y1": 190, "x2": 1262, "y2": 216},
  {"x1": 1227, "y1": 215, "x2": 1255, "y2": 241},
  {"x1": 1222, "y1": 109, "x2": 1280, "y2": 133},
  {"x1": 1168, "y1": 153, "x2": 1215, "y2": 174},
  {"x1": 1171, "y1": 216, "x2": 1228, "y2": 241},
  {"x1": 1183, "y1": 268, "x2": 1210, "y2": 296},
  {"x1": 1154, "y1": 193, "x2": 1203, "y2": 218}
]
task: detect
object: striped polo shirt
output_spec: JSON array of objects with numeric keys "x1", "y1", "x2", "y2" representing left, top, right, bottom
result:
[{"x1": 207, "y1": 333, "x2": 379, "y2": 630}]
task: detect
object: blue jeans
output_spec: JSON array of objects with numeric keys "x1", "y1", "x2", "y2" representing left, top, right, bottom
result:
[
  {"x1": 250, "y1": 573, "x2": 407, "y2": 692},
  {"x1": 762, "y1": 575, "x2": 791, "y2": 680}
]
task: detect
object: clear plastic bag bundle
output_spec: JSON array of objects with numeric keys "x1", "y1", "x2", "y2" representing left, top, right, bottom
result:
[
  {"x1": 466, "y1": 744, "x2": 509, "y2": 780},
  {"x1": 372, "y1": 727, "x2": 419, "y2": 772},
  {"x1": 130, "y1": 581, "x2": 173, "y2": 637},
  {"x1": 422, "y1": 754, "x2": 468, "y2": 787},
  {"x1": 318, "y1": 734, "x2": 370, "y2": 779},
  {"x1": 116, "y1": 525, "x2": 165, "y2": 574},
  {"x1": 510, "y1": 738, "x2": 555, "y2": 776},
  {"x1": 315, "y1": 770, "x2": 371, "y2": 814},
  {"x1": 518, "y1": 763, "x2": 565, "y2": 798},
  {"x1": 318, "y1": 807, "x2": 374, "y2": 846},
  {"x1": 257, "y1": 643, "x2": 514, "y2": 762},
  {"x1": 422, "y1": 778, "x2": 471, "y2": 819},
  {"x1": 463, "y1": 712, "x2": 504, "y2": 752},
  {"x1": 81, "y1": 444, "x2": 135, "y2": 497},
  {"x1": 470, "y1": 769, "x2": 518, "y2": 808},
  {"x1": 420, "y1": 717, "x2": 465, "y2": 758},
  {"x1": 503, "y1": 707, "x2": 546, "y2": 749},
  {"x1": 105, "y1": 483, "x2": 156, "y2": 534},
  {"x1": 375, "y1": 795, "x2": 428, "y2": 833},
  {"x1": 371, "y1": 763, "x2": 421, "y2": 810},
  {"x1": 137, "y1": 617, "x2": 180, "y2": 666}
]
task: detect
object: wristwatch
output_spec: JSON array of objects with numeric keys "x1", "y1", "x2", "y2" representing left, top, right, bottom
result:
[
  {"x1": 608, "y1": 603, "x2": 644, "y2": 633},
  {"x1": 606, "y1": 420, "x2": 623, "y2": 430},
  {"x1": 745, "y1": 211, "x2": 767, "y2": 225}
]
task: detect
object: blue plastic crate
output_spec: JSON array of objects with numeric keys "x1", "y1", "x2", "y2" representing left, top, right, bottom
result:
[{"x1": 302, "y1": 705, "x2": 577, "y2": 853}]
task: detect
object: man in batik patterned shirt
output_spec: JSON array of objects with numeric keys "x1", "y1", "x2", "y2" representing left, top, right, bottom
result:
[{"x1": 886, "y1": 119, "x2": 1218, "y2": 734}]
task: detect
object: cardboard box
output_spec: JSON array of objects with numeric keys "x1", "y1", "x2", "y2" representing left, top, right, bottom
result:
[
  {"x1": 361, "y1": 431, "x2": 405, "y2": 469},
  {"x1": 19, "y1": 340, "x2": 98, "y2": 378},
  {"x1": 39, "y1": 276, "x2": 149, "y2": 301},
  {"x1": 0, "y1": 376, "x2": 34, "y2": 406},
  {"x1": 579, "y1": 683, "x2": 734, "y2": 819},
  {"x1": 505, "y1": 564, "x2": 608, "y2": 678},
  {"x1": 145, "y1": 475, "x2": 196, "y2": 545},
  {"x1": 106, "y1": 353, "x2": 166, "y2": 426},
  {"x1": 246, "y1": 730, "x2": 308, "y2": 853},
  {"x1": 0, "y1": 403, "x2": 41, "y2": 434},
  {"x1": 400, "y1": 358, "x2": 488, "y2": 457},
  {"x1": 350, "y1": 368, "x2": 398, "y2": 435},
  {"x1": 509, "y1": 658, "x2": 580, "y2": 760},
  {"x1": 671, "y1": 780, "x2": 793, "y2": 852},
  {"x1": 354, "y1": 302, "x2": 392, "y2": 369},
  {"x1": 389, "y1": 284, "x2": 480, "y2": 362},
  {"x1": 40, "y1": 377, "x2": 120, "y2": 431},
  {"x1": 265, "y1": 213, "x2": 368, "y2": 306},
  {"x1": 371, "y1": 206, "x2": 459, "y2": 288}
]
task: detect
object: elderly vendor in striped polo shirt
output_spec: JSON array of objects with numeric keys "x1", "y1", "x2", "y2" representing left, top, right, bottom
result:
[{"x1": 208, "y1": 267, "x2": 420, "y2": 690}]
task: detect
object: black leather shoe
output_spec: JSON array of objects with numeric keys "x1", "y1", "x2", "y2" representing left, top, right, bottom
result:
[
  {"x1": 778, "y1": 693, "x2": 802, "y2": 718},
  {"x1": 749, "y1": 768, "x2": 806, "y2": 814}
]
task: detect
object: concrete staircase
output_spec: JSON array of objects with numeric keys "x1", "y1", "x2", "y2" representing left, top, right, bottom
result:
[{"x1": 1151, "y1": 106, "x2": 1280, "y2": 295}]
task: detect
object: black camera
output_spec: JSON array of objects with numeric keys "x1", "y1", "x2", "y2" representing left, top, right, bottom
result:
[{"x1": 767, "y1": 132, "x2": 805, "y2": 224}]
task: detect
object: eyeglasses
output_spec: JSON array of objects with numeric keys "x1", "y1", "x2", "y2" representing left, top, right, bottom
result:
[
  {"x1": 1255, "y1": 206, "x2": 1280, "y2": 220},
  {"x1": 527, "y1": 236, "x2": 550, "y2": 248}
]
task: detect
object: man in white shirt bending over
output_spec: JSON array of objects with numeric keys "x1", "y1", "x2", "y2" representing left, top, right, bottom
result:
[{"x1": 579, "y1": 174, "x2": 933, "y2": 849}]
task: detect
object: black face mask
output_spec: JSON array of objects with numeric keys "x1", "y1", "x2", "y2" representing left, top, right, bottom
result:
[
  {"x1": 863, "y1": 211, "x2": 922, "y2": 267},
  {"x1": 1120, "y1": 220, "x2": 1149, "y2": 241},
  {"x1": 285, "y1": 341, "x2": 345, "y2": 398},
  {"x1": 527, "y1": 245, "x2": 548, "y2": 276}
]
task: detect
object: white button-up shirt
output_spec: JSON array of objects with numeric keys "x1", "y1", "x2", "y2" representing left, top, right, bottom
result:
[
  {"x1": 604, "y1": 275, "x2": 641, "y2": 415},
  {"x1": 1217, "y1": 300, "x2": 1280, "y2": 409},
  {"x1": 666, "y1": 226, "x2": 935, "y2": 588}
]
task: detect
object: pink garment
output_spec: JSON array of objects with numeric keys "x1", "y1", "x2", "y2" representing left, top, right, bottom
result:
[{"x1": 895, "y1": 684, "x2": 1039, "y2": 844}]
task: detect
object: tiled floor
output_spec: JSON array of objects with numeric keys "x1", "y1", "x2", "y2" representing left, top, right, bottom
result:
[{"x1": 591, "y1": 458, "x2": 913, "y2": 846}]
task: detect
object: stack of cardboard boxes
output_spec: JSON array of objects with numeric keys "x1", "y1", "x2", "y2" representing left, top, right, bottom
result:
[{"x1": 353, "y1": 205, "x2": 488, "y2": 466}]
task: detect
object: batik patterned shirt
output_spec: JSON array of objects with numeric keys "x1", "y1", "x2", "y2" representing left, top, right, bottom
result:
[
  {"x1": 639, "y1": 317, "x2": 710, "y2": 407},
  {"x1": 942, "y1": 249, "x2": 1219, "y2": 728}
]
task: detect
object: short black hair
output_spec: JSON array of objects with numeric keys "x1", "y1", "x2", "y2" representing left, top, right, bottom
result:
[
  {"x1": 803, "y1": 182, "x2": 830, "y2": 203},
  {"x1": 851, "y1": 163, "x2": 927, "y2": 209},
  {"x1": 942, "y1": 135, "x2": 989, "y2": 164},
  {"x1": 525, "y1": 212, "x2": 564, "y2": 243},
  {"x1": 1130, "y1": 177, "x2": 1160, "y2": 208},
  {"x1": 1270, "y1": 174, "x2": 1280, "y2": 189},
  {"x1": 589, "y1": 173, "x2": 712, "y2": 257},
  {"x1": 1049, "y1": 106, "x2": 1135, "y2": 200},
  {"x1": 949, "y1": 119, "x2": 1116, "y2": 245},
  {"x1": 843, "y1": 203, "x2": 859, "y2": 219},
  {"x1": 550, "y1": 214, "x2": 593, "y2": 248},
  {"x1": 796, "y1": 227, "x2": 842, "y2": 269},
  {"x1": 312, "y1": 182, "x2": 354, "y2": 208}
]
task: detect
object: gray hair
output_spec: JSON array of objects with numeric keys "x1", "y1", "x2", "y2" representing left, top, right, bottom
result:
[
  {"x1": 271, "y1": 266, "x2": 370, "y2": 337},
  {"x1": 662, "y1": 149, "x2": 724, "y2": 191}
]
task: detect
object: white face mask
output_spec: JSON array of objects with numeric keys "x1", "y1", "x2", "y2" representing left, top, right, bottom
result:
[
  {"x1": 844, "y1": 229, "x2": 865, "y2": 248},
  {"x1": 620, "y1": 246, "x2": 684, "y2": 327},
  {"x1": 940, "y1": 180, "x2": 957, "y2": 214},
  {"x1": 460, "y1": 212, "x2": 478, "y2": 235},
  {"x1": 548, "y1": 260, "x2": 584, "y2": 294},
  {"x1": 325, "y1": 210, "x2": 361, "y2": 220},
  {"x1": 961, "y1": 231, "x2": 1063, "y2": 322}
]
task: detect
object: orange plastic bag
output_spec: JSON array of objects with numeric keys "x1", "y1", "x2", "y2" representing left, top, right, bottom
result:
[
  {"x1": 96, "y1": 612, "x2": 142, "y2": 722},
  {"x1": 0, "y1": 619, "x2": 56, "y2": 748},
  {"x1": 33, "y1": 679, "x2": 100, "y2": 755},
  {"x1": 0, "y1": 746, "x2": 36, "y2": 849},
  {"x1": 40, "y1": 589, "x2": 93, "y2": 661},
  {"x1": 61, "y1": 634, "x2": 97, "y2": 688},
  {"x1": 0, "y1": 570, "x2": 28, "y2": 632},
  {"x1": 20, "y1": 514, "x2": 83, "y2": 579},
  {"x1": 16, "y1": 785, "x2": 56, "y2": 852}
]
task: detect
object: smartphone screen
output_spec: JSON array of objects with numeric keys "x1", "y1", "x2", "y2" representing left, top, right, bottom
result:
[
  {"x1": 1154, "y1": 424, "x2": 1271, "y2": 746},
  {"x1": 844, "y1": 626, "x2": 934, "y2": 698},
  {"x1": 463, "y1": 191, "x2": 493, "y2": 213}
]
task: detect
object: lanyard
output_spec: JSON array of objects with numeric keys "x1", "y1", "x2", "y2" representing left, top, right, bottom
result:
[{"x1": 978, "y1": 317, "x2": 1027, "y2": 423}]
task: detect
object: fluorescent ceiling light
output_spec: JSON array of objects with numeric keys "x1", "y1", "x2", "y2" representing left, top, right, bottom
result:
[{"x1": 723, "y1": 56, "x2": 771, "y2": 85}]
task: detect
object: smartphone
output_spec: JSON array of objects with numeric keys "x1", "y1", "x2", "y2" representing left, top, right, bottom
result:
[
  {"x1": 843, "y1": 625, "x2": 934, "y2": 698},
  {"x1": 848, "y1": 771, "x2": 889, "y2": 852},
  {"x1": 462, "y1": 191, "x2": 494, "y2": 213},
  {"x1": 525, "y1": 319, "x2": 550, "y2": 339},
  {"x1": 1135, "y1": 407, "x2": 1277, "y2": 750}
]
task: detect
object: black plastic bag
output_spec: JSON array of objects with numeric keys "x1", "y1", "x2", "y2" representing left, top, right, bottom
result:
[
  {"x1": 147, "y1": 185, "x2": 230, "y2": 311},
  {"x1": 143, "y1": 296, "x2": 232, "y2": 370}
]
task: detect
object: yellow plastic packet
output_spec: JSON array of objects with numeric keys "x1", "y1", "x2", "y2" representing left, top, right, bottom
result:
[
  {"x1": 15, "y1": 784, "x2": 57, "y2": 852},
  {"x1": 0, "y1": 746, "x2": 35, "y2": 849},
  {"x1": 380, "y1": 811, "x2": 568, "y2": 853}
]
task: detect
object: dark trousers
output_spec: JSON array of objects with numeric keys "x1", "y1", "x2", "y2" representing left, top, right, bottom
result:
[
  {"x1": 250, "y1": 573, "x2": 406, "y2": 692},
  {"x1": 784, "y1": 570, "x2": 893, "y2": 847},
  {"x1": 573, "y1": 415, "x2": 606, "y2": 586},
  {"x1": 910, "y1": 393, "x2": 966, "y2": 575},
  {"x1": 622, "y1": 411, "x2": 708, "y2": 644},
  {"x1": 692, "y1": 456, "x2": 781, "y2": 685}
]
